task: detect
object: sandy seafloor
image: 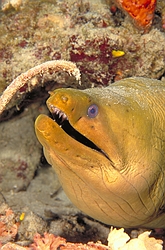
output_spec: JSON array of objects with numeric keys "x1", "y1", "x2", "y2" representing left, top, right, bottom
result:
[{"x1": 0, "y1": 0, "x2": 165, "y2": 248}]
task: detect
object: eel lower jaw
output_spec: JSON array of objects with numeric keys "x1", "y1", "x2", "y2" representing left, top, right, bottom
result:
[{"x1": 49, "y1": 105, "x2": 111, "y2": 161}]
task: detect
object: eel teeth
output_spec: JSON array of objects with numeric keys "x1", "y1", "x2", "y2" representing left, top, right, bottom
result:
[{"x1": 50, "y1": 106, "x2": 68, "y2": 126}]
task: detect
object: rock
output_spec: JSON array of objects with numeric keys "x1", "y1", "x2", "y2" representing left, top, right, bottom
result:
[{"x1": 0, "y1": 104, "x2": 41, "y2": 192}]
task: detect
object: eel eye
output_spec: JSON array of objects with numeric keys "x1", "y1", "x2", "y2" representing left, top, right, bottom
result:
[{"x1": 87, "y1": 104, "x2": 98, "y2": 118}]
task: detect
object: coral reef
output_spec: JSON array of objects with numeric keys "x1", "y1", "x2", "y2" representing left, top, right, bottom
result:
[{"x1": 0, "y1": 0, "x2": 165, "y2": 94}]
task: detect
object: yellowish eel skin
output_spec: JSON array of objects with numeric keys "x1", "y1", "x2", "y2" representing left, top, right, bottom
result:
[{"x1": 35, "y1": 77, "x2": 165, "y2": 228}]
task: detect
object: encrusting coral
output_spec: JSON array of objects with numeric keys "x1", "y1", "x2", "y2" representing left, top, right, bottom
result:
[
  {"x1": 0, "y1": 205, "x2": 163, "y2": 249},
  {"x1": 113, "y1": 0, "x2": 156, "y2": 31}
]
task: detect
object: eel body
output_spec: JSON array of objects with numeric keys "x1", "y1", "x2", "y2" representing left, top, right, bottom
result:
[{"x1": 35, "y1": 77, "x2": 165, "y2": 228}]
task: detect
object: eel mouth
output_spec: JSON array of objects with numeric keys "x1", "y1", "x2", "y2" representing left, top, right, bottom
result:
[{"x1": 49, "y1": 105, "x2": 110, "y2": 161}]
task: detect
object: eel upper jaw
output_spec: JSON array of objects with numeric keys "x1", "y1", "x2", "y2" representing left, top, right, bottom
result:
[{"x1": 49, "y1": 105, "x2": 111, "y2": 161}]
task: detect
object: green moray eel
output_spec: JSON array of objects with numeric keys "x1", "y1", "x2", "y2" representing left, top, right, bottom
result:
[{"x1": 35, "y1": 77, "x2": 165, "y2": 228}]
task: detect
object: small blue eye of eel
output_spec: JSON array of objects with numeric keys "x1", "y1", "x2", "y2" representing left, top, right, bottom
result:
[{"x1": 87, "y1": 104, "x2": 98, "y2": 118}]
